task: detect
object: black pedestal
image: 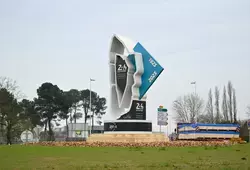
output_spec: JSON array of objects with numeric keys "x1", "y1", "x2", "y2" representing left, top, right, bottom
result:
[{"x1": 104, "y1": 120, "x2": 152, "y2": 132}]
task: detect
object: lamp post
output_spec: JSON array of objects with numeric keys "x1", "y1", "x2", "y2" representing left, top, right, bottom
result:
[
  {"x1": 89, "y1": 78, "x2": 95, "y2": 134},
  {"x1": 191, "y1": 81, "x2": 196, "y2": 95}
]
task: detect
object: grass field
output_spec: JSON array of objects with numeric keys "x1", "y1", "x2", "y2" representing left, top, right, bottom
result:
[{"x1": 0, "y1": 144, "x2": 249, "y2": 170}]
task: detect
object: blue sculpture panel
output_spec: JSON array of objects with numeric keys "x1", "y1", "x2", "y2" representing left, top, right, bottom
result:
[{"x1": 133, "y1": 43, "x2": 164, "y2": 99}]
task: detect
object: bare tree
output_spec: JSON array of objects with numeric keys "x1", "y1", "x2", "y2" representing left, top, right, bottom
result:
[
  {"x1": 222, "y1": 86, "x2": 228, "y2": 121},
  {"x1": 0, "y1": 77, "x2": 17, "y2": 91},
  {"x1": 232, "y1": 88, "x2": 237, "y2": 123},
  {"x1": 172, "y1": 96, "x2": 189, "y2": 123},
  {"x1": 206, "y1": 89, "x2": 214, "y2": 123},
  {"x1": 0, "y1": 77, "x2": 24, "y2": 99},
  {"x1": 227, "y1": 81, "x2": 233, "y2": 123},
  {"x1": 173, "y1": 94, "x2": 204, "y2": 123},
  {"x1": 246, "y1": 105, "x2": 250, "y2": 118},
  {"x1": 214, "y1": 86, "x2": 220, "y2": 123},
  {"x1": 198, "y1": 114, "x2": 211, "y2": 123}
]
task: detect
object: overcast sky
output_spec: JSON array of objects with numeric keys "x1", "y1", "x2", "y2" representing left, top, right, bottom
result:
[{"x1": 1, "y1": 0, "x2": 250, "y2": 133}]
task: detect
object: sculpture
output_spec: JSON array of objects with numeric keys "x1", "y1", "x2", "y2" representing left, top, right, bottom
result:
[{"x1": 104, "y1": 34, "x2": 164, "y2": 133}]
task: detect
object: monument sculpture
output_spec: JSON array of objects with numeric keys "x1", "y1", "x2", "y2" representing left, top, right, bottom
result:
[{"x1": 104, "y1": 34, "x2": 164, "y2": 133}]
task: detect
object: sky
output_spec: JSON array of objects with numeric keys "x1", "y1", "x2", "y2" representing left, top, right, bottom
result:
[{"x1": 0, "y1": 0, "x2": 250, "y2": 133}]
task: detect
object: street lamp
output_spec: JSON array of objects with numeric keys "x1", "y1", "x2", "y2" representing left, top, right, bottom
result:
[
  {"x1": 191, "y1": 81, "x2": 196, "y2": 95},
  {"x1": 89, "y1": 78, "x2": 95, "y2": 134}
]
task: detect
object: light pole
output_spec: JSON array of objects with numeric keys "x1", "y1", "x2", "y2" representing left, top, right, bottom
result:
[
  {"x1": 89, "y1": 78, "x2": 95, "y2": 135},
  {"x1": 191, "y1": 81, "x2": 196, "y2": 95}
]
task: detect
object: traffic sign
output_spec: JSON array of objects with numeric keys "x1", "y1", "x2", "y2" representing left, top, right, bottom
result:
[
  {"x1": 158, "y1": 108, "x2": 168, "y2": 112},
  {"x1": 157, "y1": 106, "x2": 168, "y2": 126}
]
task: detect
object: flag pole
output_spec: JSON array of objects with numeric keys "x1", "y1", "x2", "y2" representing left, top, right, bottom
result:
[
  {"x1": 191, "y1": 81, "x2": 197, "y2": 95},
  {"x1": 90, "y1": 78, "x2": 95, "y2": 135}
]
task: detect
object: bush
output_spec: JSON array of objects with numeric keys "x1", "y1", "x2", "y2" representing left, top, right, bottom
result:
[{"x1": 230, "y1": 137, "x2": 247, "y2": 144}]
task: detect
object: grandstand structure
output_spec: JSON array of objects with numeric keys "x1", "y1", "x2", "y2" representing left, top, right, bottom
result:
[{"x1": 177, "y1": 123, "x2": 240, "y2": 140}]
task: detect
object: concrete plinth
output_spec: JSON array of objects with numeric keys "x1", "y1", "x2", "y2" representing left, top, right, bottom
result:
[{"x1": 87, "y1": 133, "x2": 169, "y2": 143}]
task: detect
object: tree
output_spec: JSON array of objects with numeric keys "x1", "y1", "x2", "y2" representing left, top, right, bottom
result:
[
  {"x1": 0, "y1": 77, "x2": 23, "y2": 99},
  {"x1": 222, "y1": 86, "x2": 228, "y2": 121},
  {"x1": 198, "y1": 114, "x2": 211, "y2": 123},
  {"x1": 173, "y1": 94, "x2": 204, "y2": 123},
  {"x1": 214, "y1": 86, "x2": 220, "y2": 123},
  {"x1": 227, "y1": 81, "x2": 233, "y2": 122},
  {"x1": 0, "y1": 77, "x2": 22, "y2": 143},
  {"x1": 92, "y1": 96, "x2": 107, "y2": 126},
  {"x1": 93, "y1": 96, "x2": 107, "y2": 117},
  {"x1": 0, "y1": 88, "x2": 13, "y2": 143},
  {"x1": 81, "y1": 89, "x2": 97, "y2": 124},
  {"x1": 206, "y1": 89, "x2": 214, "y2": 123},
  {"x1": 35, "y1": 82, "x2": 63, "y2": 141},
  {"x1": 0, "y1": 88, "x2": 22, "y2": 145},
  {"x1": 20, "y1": 99, "x2": 42, "y2": 129},
  {"x1": 96, "y1": 114, "x2": 102, "y2": 126},
  {"x1": 58, "y1": 91, "x2": 74, "y2": 137},
  {"x1": 232, "y1": 88, "x2": 237, "y2": 123},
  {"x1": 80, "y1": 89, "x2": 107, "y2": 127},
  {"x1": 6, "y1": 100, "x2": 22, "y2": 145},
  {"x1": 67, "y1": 89, "x2": 82, "y2": 123}
]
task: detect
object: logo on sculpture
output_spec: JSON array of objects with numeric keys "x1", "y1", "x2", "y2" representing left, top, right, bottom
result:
[
  {"x1": 136, "y1": 102, "x2": 144, "y2": 112},
  {"x1": 117, "y1": 64, "x2": 127, "y2": 72},
  {"x1": 108, "y1": 34, "x2": 164, "y2": 121},
  {"x1": 109, "y1": 123, "x2": 117, "y2": 131}
]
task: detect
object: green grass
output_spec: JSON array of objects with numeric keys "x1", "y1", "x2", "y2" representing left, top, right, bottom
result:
[{"x1": 0, "y1": 144, "x2": 250, "y2": 170}]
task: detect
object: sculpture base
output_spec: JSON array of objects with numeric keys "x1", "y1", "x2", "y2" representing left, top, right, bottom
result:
[
  {"x1": 87, "y1": 133, "x2": 169, "y2": 143},
  {"x1": 87, "y1": 120, "x2": 169, "y2": 143},
  {"x1": 104, "y1": 120, "x2": 152, "y2": 133}
]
